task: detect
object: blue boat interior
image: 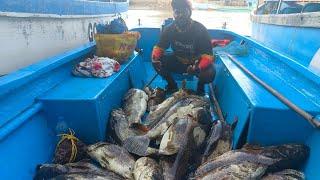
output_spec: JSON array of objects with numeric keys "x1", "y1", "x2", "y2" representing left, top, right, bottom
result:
[{"x1": 0, "y1": 28, "x2": 320, "y2": 179}]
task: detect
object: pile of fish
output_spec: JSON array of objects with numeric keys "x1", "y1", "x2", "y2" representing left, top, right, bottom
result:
[{"x1": 34, "y1": 87, "x2": 310, "y2": 180}]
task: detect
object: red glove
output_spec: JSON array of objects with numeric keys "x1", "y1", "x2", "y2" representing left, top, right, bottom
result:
[
  {"x1": 152, "y1": 46, "x2": 164, "y2": 61},
  {"x1": 198, "y1": 54, "x2": 214, "y2": 71}
]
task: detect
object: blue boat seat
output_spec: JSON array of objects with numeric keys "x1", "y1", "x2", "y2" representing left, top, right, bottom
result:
[
  {"x1": 38, "y1": 53, "x2": 146, "y2": 144},
  {"x1": 215, "y1": 52, "x2": 320, "y2": 148},
  {"x1": 302, "y1": 3, "x2": 320, "y2": 12}
]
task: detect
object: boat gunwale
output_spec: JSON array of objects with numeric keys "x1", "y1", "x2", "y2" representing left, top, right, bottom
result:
[
  {"x1": 0, "y1": 11, "x2": 123, "y2": 19},
  {"x1": 251, "y1": 11, "x2": 320, "y2": 28},
  {"x1": 0, "y1": 0, "x2": 129, "y2": 16}
]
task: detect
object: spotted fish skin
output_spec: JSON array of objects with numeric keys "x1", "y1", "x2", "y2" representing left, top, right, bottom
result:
[
  {"x1": 167, "y1": 116, "x2": 198, "y2": 180},
  {"x1": 201, "y1": 120, "x2": 233, "y2": 164},
  {"x1": 195, "y1": 151, "x2": 277, "y2": 178},
  {"x1": 147, "y1": 95, "x2": 210, "y2": 140},
  {"x1": 123, "y1": 88, "x2": 148, "y2": 125},
  {"x1": 242, "y1": 144, "x2": 310, "y2": 172},
  {"x1": 123, "y1": 93, "x2": 210, "y2": 156},
  {"x1": 159, "y1": 107, "x2": 208, "y2": 156},
  {"x1": 133, "y1": 157, "x2": 163, "y2": 180},
  {"x1": 34, "y1": 161, "x2": 124, "y2": 180},
  {"x1": 87, "y1": 142, "x2": 135, "y2": 179},
  {"x1": 145, "y1": 89, "x2": 209, "y2": 129},
  {"x1": 197, "y1": 161, "x2": 268, "y2": 180},
  {"x1": 262, "y1": 169, "x2": 305, "y2": 180},
  {"x1": 194, "y1": 144, "x2": 309, "y2": 180},
  {"x1": 108, "y1": 108, "x2": 143, "y2": 145},
  {"x1": 54, "y1": 172, "x2": 124, "y2": 180},
  {"x1": 160, "y1": 156, "x2": 175, "y2": 180},
  {"x1": 144, "y1": 87, "x2": 166, "y2": 112}
]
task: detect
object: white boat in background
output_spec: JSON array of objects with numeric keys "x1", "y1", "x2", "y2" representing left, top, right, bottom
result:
[{"x1": 0, "y1": 0, "x2": 129, "y2": 75}]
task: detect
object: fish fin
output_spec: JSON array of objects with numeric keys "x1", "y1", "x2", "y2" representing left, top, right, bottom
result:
[
  {"x1": 130, "y1": 123, "x2": 150, "y2": 133},
  {"x1": 123, "y1": 136, "x2": 150, "y2": 156}
]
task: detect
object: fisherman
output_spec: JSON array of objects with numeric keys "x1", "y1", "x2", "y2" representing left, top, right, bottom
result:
[{"x1": 151, "y1": 0, "x2": 215, "y2": 95}]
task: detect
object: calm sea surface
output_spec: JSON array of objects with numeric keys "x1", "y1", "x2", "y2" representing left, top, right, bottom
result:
[{"x1": 127, "y1": 9, "x2": 252, "y2": 35}]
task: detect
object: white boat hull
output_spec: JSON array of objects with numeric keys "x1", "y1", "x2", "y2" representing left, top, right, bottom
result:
[{"x1": 0, "y1": 13, "x2": 124, "y2": 75}]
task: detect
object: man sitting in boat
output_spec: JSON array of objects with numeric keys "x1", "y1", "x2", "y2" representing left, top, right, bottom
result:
[{"x1": 151, "y1": 0, "x2": 215, "y2": 95}]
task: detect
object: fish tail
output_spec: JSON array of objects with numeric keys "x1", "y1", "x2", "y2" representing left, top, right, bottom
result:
[{"x1": 123, "y1": 136, "x2": 150, "y2": 156}]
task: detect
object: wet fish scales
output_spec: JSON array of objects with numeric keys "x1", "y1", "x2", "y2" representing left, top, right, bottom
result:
[
  {"x1": 165, "y1": 117, "x2": 198, "y2": 180},
  {"x1": 159, "y1": 107, "x2": 209, "y2": 155},
  {"x1": 197, "y1": 162, "x2": 268, "y2": 180},
  {"x1": 242, "y1": 144, "x2": 309, "y2": 173},
  {"x1": 160, "y1": 156, "x2": 175, "y2": 180},
  {"x1": 34, "y1": 161, "x2": 122, "y2": 180},
  {"x1": 133, "y1": 157, "x2": 163, "y2": 180},
  {"x1": 262, "y1": 169, "x2": 305, "y2": 180},
  {"x1": 54, "y1": 172, "x2": 124, "y2": 180},
  {"x1": 145, "y1": 87, "x2": 166, "y2": 112},
  {"x1": 201, "y1": 120, "x2": 223, "y2": 163},
  {"x1": 201, "y1": 120, "x2": 233, "y2": 163},
  {"x1": 123, "y1": 92, "x2": 210, "y2": 156},
  {"x1": 123, "y1": 88, "x2": 148, "y2": 125},
  {"x1": 195, "y1": 151, "x2": 277, "y2": 178},
  {"x1": 123, "y1": 104, "x2": 196, "y2": 156},
  {"x1": 87, "y1": 142, "x2": 135, "y2": 179},
  {"x1": 145, "y1": 90, "x2": 208, "y2": 129},
  {"x1": 148, "y1": 95, "x2": 210, "y2": 139},
  {"x1": 108, "y1": 109, "x2": 143, "y2": 145}
]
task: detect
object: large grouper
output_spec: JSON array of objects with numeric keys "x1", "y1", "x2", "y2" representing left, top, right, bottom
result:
[
  {"x1": 87, "y1": 142, "x2": 135, "y2": 179},
  {"x1": 144, "y1": 89, "x2": 210, "y2": 129},
  {"x1": 34, "y1": 160, "x2": 124, "y2": 180},
  {"x1": 123, "y1": 90, "x2": 211, "y2": 156},
  {"x1": 123, "y1": 96, "x2": 210, "y2": 156},
  {"x1": 123, "y1": 88, "x2": 148, "y2": 126},
  {"x1": 261, "y1": 169, "x2": 305, "y2": 180},
  {"x1": 107, "y1": 108, "x2": 145, "y2": 145},
  {"x1": 194, "y1": 151, "x2": 278, "y2": 179},
  {"x1": 194, "y1": 144, "x2": 309, "y2": 180},
  {"x1": 159, "y1": 107, "x2": 210, "y2": 156},
  {"x1": 200, "y1": 119, "x2": 234, "y2": 163}
]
